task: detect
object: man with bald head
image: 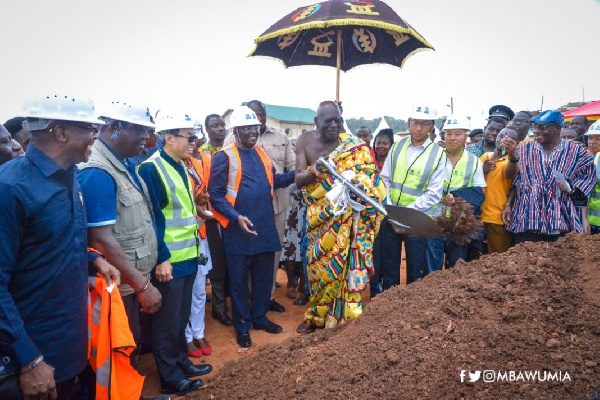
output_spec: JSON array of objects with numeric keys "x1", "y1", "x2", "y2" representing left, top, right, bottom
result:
[
  {"x1": 570, "y1": 116, "x2": 589, "y2": 137},
  {"x1": 295, "y1": 101, "x2": 385, "y2": 334}
]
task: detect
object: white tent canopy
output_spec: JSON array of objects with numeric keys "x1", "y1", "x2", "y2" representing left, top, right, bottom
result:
[{"x1": 374, "y1": 116, "x2": 390, "y2": 134}]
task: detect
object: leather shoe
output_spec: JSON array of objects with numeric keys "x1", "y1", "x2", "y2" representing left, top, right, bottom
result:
[
  {"x1": 237, "y1": 332, "x2": 252, "y2": 348},
  {"x1": 160, "y1": 378, "x2": 202, "y2": 396},
  {"x1": 253, "y1": 319, "x2": 283, "y2": 334},
  {"x1": 184, "y1": 363, "x2": 213, "y2": 378},
  {"x1": 269, "y1": 299, "x2": 285, "y2": 313},
  {"x1": 212, "y1": 311, "x2": 233, "y2": 326},
  {"x1": 293, "y1": 292, "x2": 309, "y2": 306},
  {"x1": 142, "y1": 396, "x2": 171, "y2": 400}
]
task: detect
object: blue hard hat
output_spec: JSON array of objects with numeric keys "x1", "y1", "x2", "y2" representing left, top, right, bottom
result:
[{"x1": 529, "y1": 110, "x2": 564, "y2": 127}]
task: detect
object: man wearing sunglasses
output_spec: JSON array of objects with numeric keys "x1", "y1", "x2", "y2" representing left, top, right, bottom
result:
[
  {"x1": 139, "y1": 113, "x2": 212, "y2": 396},
  {"x1": 77, "y1": 103, "x2": 163, "y2": 368},
  {"x1": 502, "y1": 110, "x2": 596, "y2": 243}
]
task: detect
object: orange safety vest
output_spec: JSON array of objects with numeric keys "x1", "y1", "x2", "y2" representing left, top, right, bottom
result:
[
  {"x1": 212, "y1": 144, "x2": 274, "y2": 228},
  {"x1": 187, "y1": 152, "x2": 212, "y2": 239},
  {"x1": 88, "y1": 274, "x2": 144, "y2": 400}
]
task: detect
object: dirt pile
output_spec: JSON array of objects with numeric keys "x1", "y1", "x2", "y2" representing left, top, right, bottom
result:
[{"x1": 197, "y1": 233, "x2": 600, "y2": 399}]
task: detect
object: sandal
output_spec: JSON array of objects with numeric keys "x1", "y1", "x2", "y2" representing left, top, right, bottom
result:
[{"x1": 296, "y1": 321, "x2": 317, "y2": 335}]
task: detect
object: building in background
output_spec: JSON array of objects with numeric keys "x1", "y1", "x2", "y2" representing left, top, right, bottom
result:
[{"x1": 223, "y1": 103, "x2": 315, "y2": 139}]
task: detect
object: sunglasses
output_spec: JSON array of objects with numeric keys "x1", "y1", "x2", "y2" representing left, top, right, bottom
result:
[
  {"x1": 532, "y1": 123, "x2": 558, "y2": 131},
  {"x1": 172, "y1": 133, "x2": 198, "y2": 143},
  {"x1": 66, "y1": 123, "x2": 99, "y2": 134}
]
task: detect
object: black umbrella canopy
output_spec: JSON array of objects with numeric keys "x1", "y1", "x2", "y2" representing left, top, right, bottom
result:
[{"x1": 249, "y1": 0, "x2": 434, "y2": 72}]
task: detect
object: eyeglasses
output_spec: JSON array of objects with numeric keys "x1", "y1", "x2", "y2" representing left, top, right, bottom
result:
[
  {"x1": 66, "y1": 123, "x2": 99, "y2": 134},
  {"x1": 122, "y1": 123, "x2": 149, "y2": 136},
  {"x1": 532, "y1": 123, "x2": 558, "y2": 131},
  {"x1": 410, "y1": 120, "x2": 434, "y2": 128},
  {"x1": 172, "y1": 133, "x2": 198, "y2": 143},
  {"x1": 237, "y1": 125, "x2": 260, "y2": 133},
  {"x1": 511, "y1": 119, "x2": 530, "y2": 126}
]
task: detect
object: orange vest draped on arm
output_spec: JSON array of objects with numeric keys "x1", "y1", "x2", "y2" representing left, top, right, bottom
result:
[{"x1": 88, "y1": 274, "x2": 144, "y2": 400}]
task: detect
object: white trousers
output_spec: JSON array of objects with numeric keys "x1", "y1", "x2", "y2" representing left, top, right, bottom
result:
[{"x1": 185, "y1": 238, "x2": 212, "y2": 342}]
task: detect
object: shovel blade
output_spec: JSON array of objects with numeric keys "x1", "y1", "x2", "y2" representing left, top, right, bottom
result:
[{"x1": 384, "y1": 204, "x2": 443, "y2": 238}]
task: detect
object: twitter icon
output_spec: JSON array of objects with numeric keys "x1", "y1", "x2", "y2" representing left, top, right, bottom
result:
[
  {"x1": 460, "y1": 370, "x2": 481, "y2": 382},
  {"x1": 469, "y1": 371, "x2": 481, "y2": 382}
]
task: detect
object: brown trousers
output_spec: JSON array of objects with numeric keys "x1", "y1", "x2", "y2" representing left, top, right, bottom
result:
[{"x1": 484, "y1": 222, "x2": 513, "y2": 254}]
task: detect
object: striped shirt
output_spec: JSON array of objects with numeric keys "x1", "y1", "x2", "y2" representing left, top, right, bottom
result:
[{"x1": 507, "y1": 140, "x2": 595, "y2": 234}]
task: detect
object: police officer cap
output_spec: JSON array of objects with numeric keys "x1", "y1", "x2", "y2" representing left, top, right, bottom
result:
[
  {"x1": 469, "y1": 128, "x2": 483, "y2": 138},
  {"x1": 529, "y1": 110, "x2": 565, "y2": 127},
  {"x1": 488, "y1": 105, "x2": 515, "y2": 121}
]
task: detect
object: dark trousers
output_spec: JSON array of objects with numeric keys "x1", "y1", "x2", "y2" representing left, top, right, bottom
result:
[
  {"x1": 591, "y1": 225, "x2": 600, "y2": 235},
  {"x1": 226, "y1": 252, "x2": 274, "y2": 334},
  {"x1": 515, "y1": 231, "x2": 565, "y2": 244},
  {"x1": 206, "y1": 220, "x2": 229, "y2": 315},
  {"x1": 381, "y1": 221, "x2": 445, "y2": 288},
  {"x1": 406, "y1": 236, "x2": 444, "y2": 283},
  {"x1": 121, "y1": 294, "x2": 141, "y2": 348},
  {"x1": 370, "y1": 219, "x2": 386, "y2": 297},
  {"x1": 380, "y1": 221, "x2": 404, "y2": 289},
  {"x1": 152, "y1": 274, "x2": 195, "y2": 386}
]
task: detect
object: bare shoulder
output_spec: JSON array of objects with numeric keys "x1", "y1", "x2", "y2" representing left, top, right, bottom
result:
[{"x1": 296, "y1": 129, "x2": 317, "y2": 148}]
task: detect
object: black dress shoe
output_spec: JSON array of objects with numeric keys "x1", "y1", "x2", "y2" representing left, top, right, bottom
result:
[
  {"x1": 184, "y1": 363, "x2": 213, "y2": 378},
  {"x1": 269, "y1": 299, "x2": 285, "y2": 313},
  {"x1": 237, "y1": 332, "x2": 252, "y2": 348},
  {"x1": 212, "y1": 311, "x2": 233, "y2": 326},
  {"x1": 141, "y1": 396, "x2": 171, "y2": 400},
  {"x1": 160, "y1": 378, "x2": 202, "y2": 396},
  {"x1": 293, "y1": 292, "x2": 309, "y2": 306},
  {"x1": 253, "y1": 319, "x2": 283, "y2": 334}
]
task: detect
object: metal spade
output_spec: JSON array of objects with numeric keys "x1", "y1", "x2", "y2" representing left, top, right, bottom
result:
[{"x1": 317, "y1": 157, "x2": 442, "y2": 239}]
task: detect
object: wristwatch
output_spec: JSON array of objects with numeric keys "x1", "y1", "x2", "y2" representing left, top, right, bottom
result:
[{"x1": 509, "y1": 157, "x2": 520, "y2": 163}]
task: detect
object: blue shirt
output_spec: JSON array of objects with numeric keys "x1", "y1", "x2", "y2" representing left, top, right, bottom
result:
[
  {"x1": 138, "y1": 150, "x2": 198, "y2": 278},
  {"x1": 208, "y1": 146, "x2": 295, "y2": 255},
  {"x1": 0, "y1": 144, "x2": 88, "y2": 383},
  {"x1": 77, "y1": 140, "x2": 169, "y2": 263}
]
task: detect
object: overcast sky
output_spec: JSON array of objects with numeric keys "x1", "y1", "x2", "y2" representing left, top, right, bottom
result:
[{"x1": 1, "y1": 0, "x2": 599, "y2": 129}]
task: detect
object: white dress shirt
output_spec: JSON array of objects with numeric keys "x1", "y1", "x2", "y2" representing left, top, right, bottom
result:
[{"x1": 381, "y1": 137, "x2": 445, "y2": 213}]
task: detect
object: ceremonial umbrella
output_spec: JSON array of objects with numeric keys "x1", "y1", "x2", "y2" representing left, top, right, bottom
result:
[{"x1": 249, "y1": 0, "x2": 434, "y2": 102}]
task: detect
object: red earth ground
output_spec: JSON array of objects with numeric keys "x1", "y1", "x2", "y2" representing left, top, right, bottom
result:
[{"x1": 141, "y1": 234, "x2": 600, "y2": 399}]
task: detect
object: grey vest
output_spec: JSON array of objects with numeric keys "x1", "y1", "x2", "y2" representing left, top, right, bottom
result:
[{"x1": 80, "y1": 140, "x2": 158, "y2": 296}]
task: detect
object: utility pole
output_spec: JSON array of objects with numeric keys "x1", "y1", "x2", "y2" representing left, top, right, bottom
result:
[
  {"x1": 540, "y1": 96, "x2": 544, "y2": 112},
  {"x1": 450, "y1": 97, "x2": 454, "y2": 114}
]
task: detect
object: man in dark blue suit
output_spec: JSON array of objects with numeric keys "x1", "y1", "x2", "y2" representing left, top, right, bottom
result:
[{"x1": 208, "y1": 106, "x2": 294, "y2": 348}]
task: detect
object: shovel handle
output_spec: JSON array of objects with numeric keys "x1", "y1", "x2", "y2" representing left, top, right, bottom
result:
[{"x1": 317, "y1": 157, "x2": 387, "y2": 216}]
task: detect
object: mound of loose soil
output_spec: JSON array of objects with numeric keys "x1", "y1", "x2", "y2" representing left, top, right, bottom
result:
[{"x1": 197, "y1": 233, "x2": 600, "y2": 399}]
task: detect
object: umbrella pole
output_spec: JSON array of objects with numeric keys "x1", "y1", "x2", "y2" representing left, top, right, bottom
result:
[{"x1": 336, "y1": 29, "x2": 341, "y2": 103}]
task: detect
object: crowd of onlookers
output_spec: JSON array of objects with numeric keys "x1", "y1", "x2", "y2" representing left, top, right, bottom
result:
[{"x1": 1, "y1": 96, "x2": 599, "y2": 399}]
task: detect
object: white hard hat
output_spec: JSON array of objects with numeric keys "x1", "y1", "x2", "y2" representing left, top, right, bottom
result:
[
  {"x1": 100, "y1": 101, "x2": 154, "y2": 128},
  {"x1": 409, "y1": 104, "x2": 437, "y2": 120},
  {"x1": 585, "y1": 120, "x2": 600, "y2": 135},
  {"x1": 155, "y1": 113, "x2": 197, "y2": 133},
  {"x1": 443, "y1": 115, "x2": 471, "y2": 131},
  {"x1": 23, "y1": 94, "x2": 105, "y2": 131},
  {"x1": 229, "y1": 106, "x2": 260, "y2": 130}
]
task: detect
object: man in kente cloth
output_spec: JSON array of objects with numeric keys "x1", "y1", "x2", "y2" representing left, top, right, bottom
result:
[{"x1": 295, "y1": 101, "x2": 386, "y2": 334}]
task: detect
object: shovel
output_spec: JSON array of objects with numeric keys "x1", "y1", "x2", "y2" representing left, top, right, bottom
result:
[{"x1": 317, "y1": 157, "x2": 442, "y2": 239}]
